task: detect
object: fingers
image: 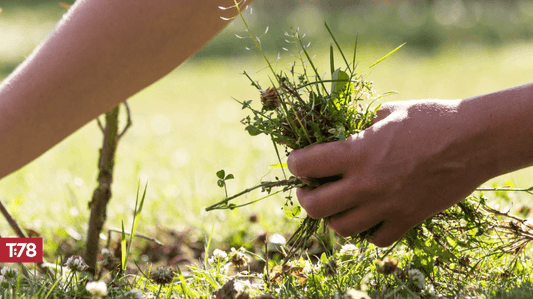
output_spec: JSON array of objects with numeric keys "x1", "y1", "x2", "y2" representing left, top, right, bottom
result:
[
  {"x1": 296, "y1": 175, "x2": 381, "y2": 219},
  {"x1": 327, "y1": 206, "x2": 414, "y2": 247},
  {"x1": 326, "y1": 203, "x2": 385, "y2": 238},
  {"x1": 368, "y1": 220, "x2": 414, "y2": 247},
  {"x1": 287, "y1": 140, "x2": 353, "y2": 178},
  {"x1": 296, "y1": 178, "x2": 358, "y2": 219}
]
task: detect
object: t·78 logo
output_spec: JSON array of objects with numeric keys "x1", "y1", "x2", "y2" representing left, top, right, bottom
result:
[{"x1": 0, "y1": 238, "x2": 43, "y2": 263}]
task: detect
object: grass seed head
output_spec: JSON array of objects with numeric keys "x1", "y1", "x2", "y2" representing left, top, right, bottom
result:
[
  {"x1": 229, "y1": 248, "x2": 251, "y2": 268},
  {"x1": 151, "y1": 266, "x2": 175, "y2": 285},
  {"x1": 99, "y1": 248, "x2": 120, "y2": 271},
  {"x1": 260, "y1": 87, "x2": 280, "y2": 110},
  {"x1": 376, "y1": 256, "x2": 398, "y2": 275}
]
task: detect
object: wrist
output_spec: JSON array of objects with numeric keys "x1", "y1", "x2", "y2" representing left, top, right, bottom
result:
[{"x1": 457, "y1": 83, "x2": 533, "y2": 180}]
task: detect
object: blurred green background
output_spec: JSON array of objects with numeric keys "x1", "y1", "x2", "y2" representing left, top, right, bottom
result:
[{"x1": 1, "y1": 0, "x2": 533, "y2": 255}]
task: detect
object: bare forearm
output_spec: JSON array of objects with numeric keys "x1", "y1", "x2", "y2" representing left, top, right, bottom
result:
[
  {"x1": 0, "y1": 0, "x2": 249, "y2": 179},
  {"x1": 459, "y1": 82, "x2": 533, "y2": 178}
]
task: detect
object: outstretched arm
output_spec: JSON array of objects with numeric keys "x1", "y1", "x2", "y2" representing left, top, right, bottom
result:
[
  {"x1": 0, "y1": 0, "x2": 251, "y2": 180},
  {"x1": 288, "y1": 83, "x2": 533, "y2": 247}
]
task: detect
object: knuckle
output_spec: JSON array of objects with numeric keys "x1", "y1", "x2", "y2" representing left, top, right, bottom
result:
[
  {"x1": 337, "y1": 140, "x2": 352, "y2": 160},
  {"x1": 357, "y1": 177, "x2": 385, "y2": 198},
  {"x1": 379, "y1": 101, "x2": 395, "y2": 111}
]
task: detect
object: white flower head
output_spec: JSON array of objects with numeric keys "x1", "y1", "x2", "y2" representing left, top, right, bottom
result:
[
  {"x1": 408, "y1": 269, "x2": 426, "y2": 289},
  {"x1": 344, "y1": 288, "x2": 371, "y2": 299},
  {"x1": 268, "y1": 233, "x2": 286, "y2": 245},
  {"x1": 213, "y1": 249, "x2": 228, "y2": 260},
  {"x1": 339, "y1": 244, "x2": 357, "y2": 256},
  {"x1": 234, "y1": 280, "x2": 260, "y2": 294},
  {"x1": 360, "y1": 273, "x2": 374, "y2": 292},
  {"x1": 207, "y1": 256, "x2": 216, "y2": 265},
  {"x1": 424, "y1": 283, "x2": 437, "y2": 296},
  {"x1": 86, "y1": 281, "x2": 108, "y2": 297},
  {"x1": 301, "y1": 260, "x2": 321, "y2": 276},
  {"x1": 65, "y1": 255, "x2": 89, "y2": 272},
  {"x1": 1, "y1": 266, "x2": 18, "y2": 279}
]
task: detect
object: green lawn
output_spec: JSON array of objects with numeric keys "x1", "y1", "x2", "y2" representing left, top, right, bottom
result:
[{"x1": 1, "y1": 1, "x2": 533, "y2": 260}]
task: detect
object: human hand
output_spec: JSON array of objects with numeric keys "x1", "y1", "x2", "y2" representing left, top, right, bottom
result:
[{"x1": 287, "y1": 99, "x2": 497, "y2": 247}]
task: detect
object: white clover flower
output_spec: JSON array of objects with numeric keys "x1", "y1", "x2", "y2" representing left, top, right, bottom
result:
[
  {"x1": 234, "y1": 280, "x2": 247, "y2": 293},
  {"x1": 126, "y1": 288, "x2": 144, "y2": 299},
  {"x1": 267, "y1": 233, "x2": 287, "y2": 251},
  {"x1": 408, "y1": 269, "x2": 426, "y2": 290},
  {"x1": 207, "y1": 256, "x2": 216, "y2": 265},
  {"x1": 65, "y1": 255, "x2": 89, "y2": 272},
  {"x1": 301, "y1": 260, "x2": 321, "y2": 276},
  {"x1": 302, "y1": 260, "x2": 313, "y2": 276},
  {"x1": 1, "y1": 266, "x2": 18, "y2": 279},
  {"x1": 213, "y1": 249, "x2": 228, "y2": 260},
  {"x1": 424, "y1": 283, "x2": 437, "y2": 297},
  {"x1": 339, "y1": 244, "x2": 357, "y2": 256},
  {"x1": 344, "y1": 288, "x2": 371, "y2": 299},
  {"x1": 101, "y1": 248, "x2": 110, "y2": 256},
  {"x1": 234, "y1": 280, "x2": 260, "y2": 294},
  {"x1": 220, "y1": 263, "x2": 231, "y2": 275},
  {"x1": 360, "y1": 273, "x2": 373, "y2": 292},
  {"x1": 86, "y1": 281, "x2": 108, "y2": 297},
  {"x1": 269, "y1": 233, "x2": 286, "y2": 245}
]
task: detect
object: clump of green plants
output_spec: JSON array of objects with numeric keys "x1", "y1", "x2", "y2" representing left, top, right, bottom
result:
[{"x1": 206, "y1": 1, "x2": 403, "y2": 260}]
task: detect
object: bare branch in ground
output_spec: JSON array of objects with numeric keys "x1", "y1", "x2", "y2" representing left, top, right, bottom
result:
[
  {"x1": 118, "y1": 101, "x2": 132, "y2": 140},
  {"x1": 85, "y1": 105, "x2": 121, "y2": 275},
  {"x1": 0, "y1": 197, "x2": 28, "y2": 238}
]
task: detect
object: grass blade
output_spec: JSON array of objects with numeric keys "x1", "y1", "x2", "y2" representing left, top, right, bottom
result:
[
  {"x1": 129, "y1": 181, "x2": 148, "y2": 249},
  {"x1": 121, "y1": 221, "x2": 127, "y2": 271},
  {"x1": 269, "y1": 163, "x2": 288, "y2": 168},
  {"x1": 204, "y1": 221, "x2": 215, "y2": 267},
  {"x1": 368, "y1": 43, "x2": 406, "y2": 69},
  {"x1": 330, "y1": 42, "x2": 335, "y2": 77},
  {"x1": 43, "y1": 278, "x2": 60, "y2": 299},
  {"x1": 325, "y1": 22, "x2": 352, "y2": 73}
]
